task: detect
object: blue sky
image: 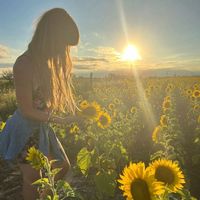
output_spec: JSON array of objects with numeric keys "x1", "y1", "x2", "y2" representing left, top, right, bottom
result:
[{"x1": 0, "y1": 0, "x2": 200, "y2": 72}]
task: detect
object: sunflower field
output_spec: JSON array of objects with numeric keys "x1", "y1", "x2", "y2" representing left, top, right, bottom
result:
[{"x1": 0, "y1": 75, "x2": 200, "y2": 200}]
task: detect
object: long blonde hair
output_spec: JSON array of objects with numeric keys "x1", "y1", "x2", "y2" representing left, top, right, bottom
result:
[{"x1": 27, "y1": 8, "x2": 79, "y2": 114}]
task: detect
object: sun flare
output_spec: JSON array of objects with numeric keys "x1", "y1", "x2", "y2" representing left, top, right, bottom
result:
[{"x1": 122, "y1": 44, "x2": 142, "y2": 62}]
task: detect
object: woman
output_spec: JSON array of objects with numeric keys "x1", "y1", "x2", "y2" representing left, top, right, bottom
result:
[{"x1": 0, "y1": 8, "x2": 82, "y2": 199}]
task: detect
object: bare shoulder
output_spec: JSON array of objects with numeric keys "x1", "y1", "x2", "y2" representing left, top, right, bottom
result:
[{"x1": 13, "y1": 52, "x2": 33, "y2": 78}]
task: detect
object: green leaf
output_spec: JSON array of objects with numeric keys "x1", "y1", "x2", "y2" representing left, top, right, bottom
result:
[
  {"x1": 53, "y1": 194, "x2": 59, "y2": 200},
  {"x1": 94, "y1": 171, "x2": 117, "y2": 197},
  {"x1": 32, "y1": 178, "x2": 49, "y2": 186},
  {"x1": 77, "y1": 147, "x2": 93, "y2": 175},
  {"x1": 50, "y1": 159, "x2": 59, "y2": 165},
  {"x1": 194, "y1": 137, "x2": 200, "y2": 144},
  {"x1": 56, "y1": 180, "x2": 78, "y2": 198},
  {"x1": 0, "y1": 121, "x2": 6, "y2": 131},
  {"x1": 52, "y1": 168, "x2": 62, "y2": 176},
  {"x1": 46, "y1": 195, "x2": 52, "y2": 200},
  {"x1": 56, "y1": 180, "x2": 67, "y2": 190}
]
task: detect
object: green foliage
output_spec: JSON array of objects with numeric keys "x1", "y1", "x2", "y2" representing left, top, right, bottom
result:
[
  {"x1": 77, "y1": 147, "x2": 94, "y2": 175},
  {"x1": 26, "y1": 147, "x2": 82, "y2": 200},
  {"x1": 1, "y1": 76, "x2": 200, "y2": 199},
  {"x1": 0, "y1": 91, "x2": 17, "y2": 120},
  {"x1": 94, "y1": 171, "x2": 117, "y2": 198}
]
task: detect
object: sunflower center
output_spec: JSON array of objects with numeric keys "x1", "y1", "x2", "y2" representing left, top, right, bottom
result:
[
  {"x1": 194, "y1": 91, "x2": 200, "y2": 96},
  {"x1": 131, "y1": 179, "x2": 151, "y2": 200},
  {"x1": 83, "y1": 106, "x2": 97, "y2": 117},
  {"x1": 99, "y1": 115, "x2": 108, "y2": 125},
  {"x1": 155, "y1": 166, "x2": 175, "y2": 185}
]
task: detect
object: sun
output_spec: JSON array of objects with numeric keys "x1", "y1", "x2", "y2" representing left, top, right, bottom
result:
[{"x1": 121, "y1": 44, "x2": 142, "y2": 62}]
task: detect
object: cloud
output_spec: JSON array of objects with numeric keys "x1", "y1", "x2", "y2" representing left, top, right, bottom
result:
[
  {"x1": 75, "y1": 57, "x2": 109, "y2": 63},
  {"x1": 72, "y1": 46, "x2": 200, "y2": 71},
  {"x1": 74, "y1": 64, "x2": 98, "y2": 70},
  {"x1": 0, "y1": 44, "x2": 10, "y2": 59},
  {"x1": 71, "y1": 46, "x2": 123, "y2": 71},
  {"x1": 91, "y1": 47, "x2": 121, "y2": 62},
  {"x1": 0, "y1": 44, "x2": 22, "y2": 63},
  {"x1": 132, "y1": 56, "x2": 200, "y2": 71},
  {"x1": 73, "y1": 56, "x2": 108, "y2": 71},
  {"x1": 73, "y1": 46, "x2": 199, "y2": 72}
]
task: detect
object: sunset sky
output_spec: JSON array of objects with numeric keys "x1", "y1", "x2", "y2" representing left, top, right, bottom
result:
[{"x1": 0, "y1": 0, "x2": 200, "y2": 73}]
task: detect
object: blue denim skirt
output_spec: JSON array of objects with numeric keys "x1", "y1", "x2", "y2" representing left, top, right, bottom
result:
[{"x1": 0, "y1": 108, "x2": 68, "y2": 164}]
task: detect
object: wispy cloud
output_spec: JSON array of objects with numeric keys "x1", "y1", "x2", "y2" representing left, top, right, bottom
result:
[
  {"x1": 72, "y1": 45, "x2": 123, "y2": 71},
  {"x1": 74, "y1": 64, "x2": 98, "y2": 70},
  {"x1": 72, "y1": 44, "x2": 200, "y2": 72},
  {"x1": 76, "y1": 57, "x2": 109, "y2": 63},
  {"x1": 73, "y1": 56, "x2": 109, "y2": 71},
  {"x1": 0, "y1": 44, "x2": 10, "y2": 59},
  {"x1": 90, "y1": 47, "x2": 121, "y2": 62},
  {"x1": 133, "y1": 56, "x2": 200, "y2": 71},
  {"x1": 1, "y1": 42, "x2": 198, "y2": 73},
  {"x1": 0, "y1": 44, "x2": 22, "y2": 64}
]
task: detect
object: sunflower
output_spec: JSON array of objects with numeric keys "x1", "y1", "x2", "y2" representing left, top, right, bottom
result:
[
  {"x1": 152, "y1": 126, "x2": 161, "y2": 143},
  {"x1": 97, "y1": 111, "x2": 111, "y2": 129},
  {"x1": 193, "y1": 83, "x2": 199, "y2": 90},
  {"x1": 70, "y1": 124, "x2": 80, "y2": 134},
  {"x1": 80, "y1": 101, "x2": 101, "y2": 120},
  {"x1": 80, "y1": 100, "x2": 89, "y2": 109},
  {"x1": 165, "y1": 96, "x2": 171, "y2": 101},
  {"x1": 192, "y1": 90, "x2": 200, "y2": 98},
  {"x1": 26, "y1": 146, "x2": 46, "y2": 170},
  {"x1": 160, "y1": 115, "x2": 168, "y2": 127},
  {"x1": 0, "y1": 121, "x2": 6, "y2": 131},
  {"x1": 130, "y1": 106, "x2": 137, "y2": 114},
  {"x1": 118, "y1": 162, "x2": 164, "y2": 200},
  {"x1": 148, "y1": 159, "x2": 185, "y2": 192},
  {"x1": 186, "y1": 89, "x2": 192, "y2": 96},
  {"x1": 193, "y1": 105, "x2": 199, "y2": 112},
  {"x1": 108, "y1": 103, "x2": 115, "y2": 111},
  {"x1": 162, "y1": 100, "x2": 171, "y2": 111}
]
